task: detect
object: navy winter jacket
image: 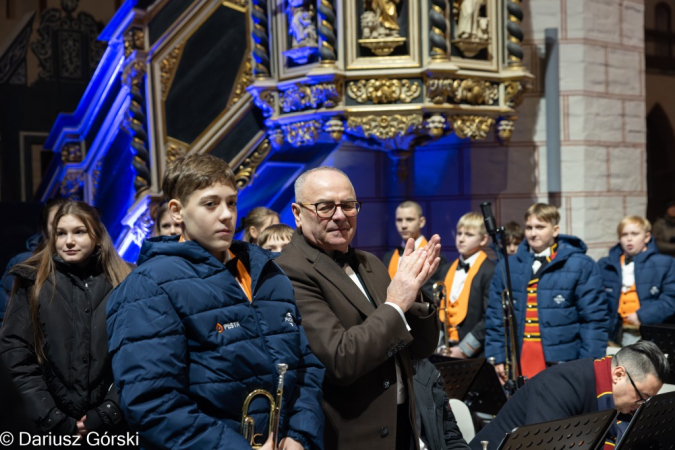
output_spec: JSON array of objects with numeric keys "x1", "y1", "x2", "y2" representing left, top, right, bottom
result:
[
  {"x1": 107, "y1": 237, "x2": 325, "y2": 450},
  {"x1": 485, "y1": 235, "x2": 608, "y2": 364},
  {"x1": 598, "y1": 240, "x2": 675, "y2": 339}
]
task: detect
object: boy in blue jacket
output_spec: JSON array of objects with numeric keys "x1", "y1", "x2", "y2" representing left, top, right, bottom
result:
[
  {"x1": 598, "y1": 215, "x2": 675, "y2": 346},
  {"x1": 107, "y1": 154, "x2": 325, "y2": 450},
  {"x1": 485, "y1": 203, "x2": 608, "y2": 382}
]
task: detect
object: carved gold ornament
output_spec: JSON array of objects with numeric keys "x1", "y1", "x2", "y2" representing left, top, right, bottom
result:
[
  {"x1": 124, "y1": 29, "x2": 144, "y2": 58},
  {"x1": 324, "y1": 117, "x2": 345, "y2": 141},
  {"x1": 160, "y1": 42, "x2": 183, "y2": 98},
  {"x1": 504, "y1": 80, "x2": 526, "y2": 107},
  {"x1": 452, "y1": 115, "x2": 494, "y2": 140},
  {"x1": 427, "y1": 78, "x2": 498, "y2": 105},
  {"x1": 122, "y1": 60, "x2": 145, "y2": 87},
  {"x1": 229, "y1": 55, "x2": 253, "y2": 107},
  {"x1": 346, "y1": 114, "x2": 424, "y2": 140},
  {"x1": 61, "y1": 142, "x2": 83, "y2": 163},
  {"x1": 252, "y1": 89, "x2": 275, "y2": 118},
  {"x1": 165, "y1": 139, "x2": 189, "y2": 162},
  {"x1": 496, "y1": 116, "x2": 516, "y2": 143},
  {"x1": 235, "y1": 139, "x2": 272, "y2": 189},
  {"x1": 426, "y1": 114, "x2": 446, "y2": 138},
  {"x1": 280, "y1": 83, "x2": 340, "y2": 113},
  {"x1": 347, "y1": 79, "x2": 421, "y2": 104},
  {"x1": 282, "y1": 120, "x2": 323, "y2": 147}
]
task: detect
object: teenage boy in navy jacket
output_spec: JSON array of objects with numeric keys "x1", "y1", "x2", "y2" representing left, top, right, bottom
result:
[
  {"x1": 599, "y1": 215, "x2": 675, "y2": 346},
  {"x1": 485, "y1": 203, "x2": 608, "y2": 382},
  {"x1": 437, "y1": 212, "x2": 495, "y2": 358},
  {"x1": 107, "y1": 154, "x2": 325, "y2": 450}
]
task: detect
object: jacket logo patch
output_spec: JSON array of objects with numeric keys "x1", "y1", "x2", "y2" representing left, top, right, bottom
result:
[
  {"x1": 605, "y1": 288, "x2": 613, "y2": 293},
  {"x1": 553, "y1": 294, "x2": 566, "y2": 305},
  {"x1": 650, "y1": 286, "x2": 660, "y2": 296},
  {"x1": 285, "y1": 312, "x2": 296, "y2": 327},
  {"x1": 216, "y1": 321, "x2": 240, "y2": 333}
]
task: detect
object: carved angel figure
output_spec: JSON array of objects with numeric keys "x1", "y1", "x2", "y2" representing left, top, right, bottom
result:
[
  {"x1": 363, "y1": 0, "x2": 401, "y2": 37},
  {"x1": 456, "y1": 0, "x2": 486, "y2": 40},
  {"x1": 290, "y1": 7, "x2": 318, "y2": 48}
]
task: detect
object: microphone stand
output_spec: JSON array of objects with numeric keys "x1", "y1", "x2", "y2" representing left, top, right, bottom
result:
[{"x1": 480, "y1": 202, "x2": 526, "y2": 396}]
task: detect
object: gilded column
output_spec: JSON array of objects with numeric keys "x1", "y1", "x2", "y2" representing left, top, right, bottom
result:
[
  {"x1": 251, "y1": 0, "x2": 271, "y2": 77},
  {"x1": 318, "y1": 0, "x2": 337, "y2": 64},
  {"x1": 429, "y1": 0, "x2": 448, "y2": 60},
  {"x1": 506, "y1": 0, "x2": 524, "y2": 68}
]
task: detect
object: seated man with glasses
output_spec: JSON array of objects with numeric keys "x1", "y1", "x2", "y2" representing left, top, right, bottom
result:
[
  {"x1": 276, "y1": 166, "x2": 443, "y2": 450},
  {"x1": 470, "y1": 340, "x2": 669, "y2": 450}
]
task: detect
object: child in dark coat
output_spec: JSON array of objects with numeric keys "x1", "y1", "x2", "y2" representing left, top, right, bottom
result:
[{"x1": 598, "y1": 215, "x2": 675, "y2": 345}]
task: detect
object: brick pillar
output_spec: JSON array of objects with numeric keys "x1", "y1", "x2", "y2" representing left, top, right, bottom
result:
[{"x1": 506, "y1": 0, "x2": 646, "y2": 259}]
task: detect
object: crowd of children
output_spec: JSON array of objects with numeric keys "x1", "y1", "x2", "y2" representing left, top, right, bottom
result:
[{"x1": 1, "y1": 153, "x2": 674, "y2": 449}]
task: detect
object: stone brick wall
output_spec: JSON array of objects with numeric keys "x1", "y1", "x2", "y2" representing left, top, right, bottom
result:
[{"x1": 485, "y1": 0, "x2": 647, "y2": 260}]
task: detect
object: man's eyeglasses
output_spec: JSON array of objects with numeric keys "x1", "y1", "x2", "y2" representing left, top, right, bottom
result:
[{"x1": 298, "y1": 201, "x2": 362, "y2": 219}]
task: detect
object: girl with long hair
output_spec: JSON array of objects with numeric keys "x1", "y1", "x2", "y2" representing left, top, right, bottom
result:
[
  {"x1": 240, "y1": 206, "x2": 280, "y2": 244},
  {"x1": 0, "y1": 201, "x2": 132, "y2": 438}
]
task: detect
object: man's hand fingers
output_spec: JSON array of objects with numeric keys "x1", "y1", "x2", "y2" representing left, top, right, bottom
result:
[{"x1": 403, "y1": 238, "x2": 415, "y2": 257}]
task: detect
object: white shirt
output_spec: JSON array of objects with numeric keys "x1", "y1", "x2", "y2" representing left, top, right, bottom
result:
[
  {"x1": 449, "y1": 251, "x2": 481, "y2": 303},
  {"x1": 400, "y1": 235, "x2": 427, "y2": 251},
  {"x1": 340, "y1": 260, "x2": 407, "y2": 404},
  {"x1": 531, "y1": 246, "x2": 552, "y2": 274},
  {"x1": 621, "y1": 258, "x2": 635, "y2": 293}
]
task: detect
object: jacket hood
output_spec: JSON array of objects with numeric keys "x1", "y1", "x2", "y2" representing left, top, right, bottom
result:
[
  {"x1": 137, "y1": 235, "x2": 278, "y2": 283},
  {"x1": 607, "y1": 238, "x2": 658, "y2": 265},
  {"x1": 10, "y1": 249, "x2": 103, "y2": 282},
  {"x1": 516, "y1": 233, "x2": 587, "y2": 263}
]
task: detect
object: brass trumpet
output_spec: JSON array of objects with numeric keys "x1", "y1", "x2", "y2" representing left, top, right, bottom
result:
[
  {"x1": 432, "y1": 281, "x2": 451, "y2": 353},
  {"x1": 241, "y1": 363, "x2": 288, "y2": 449}
]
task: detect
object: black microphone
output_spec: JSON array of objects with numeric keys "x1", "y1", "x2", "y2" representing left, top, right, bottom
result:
[{"x1": 480, "y1": 202, "x2": 498, "y2": 236}]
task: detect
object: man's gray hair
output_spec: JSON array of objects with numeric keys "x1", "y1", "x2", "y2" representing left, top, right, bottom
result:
[
  {"x1": 294, "y1": 166, "x2": 351, "y2": 202},
  {"x1": 613, "y1": 340, "x2": 670, "y2": 383}
]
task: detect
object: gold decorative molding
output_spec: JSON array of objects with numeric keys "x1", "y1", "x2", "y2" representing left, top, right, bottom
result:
[
  {"x1": 346, "y1": 114, "x2": 424, "y2": 140},
  {"x1": 347, "y1": 79, "x2": 421, "y2": 104},
  {"x1": 252, "y1": 89, "x2": 275, "y2": 117},
  {"x1": 60, "y1": 170, "x2": 84, "y2": 200},
  {"x1": 280, "y1": 83, "x2": 341, "y2": 113},
  {"x1": 427, "y1": 78, "x2": 498, "y2": 105},
  {"x1": 223, "y1": 0, "x2": 248, "y2": 12},
  {"x1": 496, "y1": 116, "x2": 516, "y2": 143},
  {"x1": 124, "y1": 28, "x2": 144, "y2": 58},
  {"x1": 324, "y1": 117, "x2": 345, "y2": 141},
  {"x1": 235, "y1": 138, "x2": 271, "y2": 189},
  {"x1": 165, "y1": 138, "x2": 189, "y2": 162},
  {"x1": 452, "y1": 115, "x2": 494, "y2": 140},
  {"x1": 122, "y1": 60, "x2": 145, "y2": 87},
  {"x1": 282, "y1": 120, "x2": 323, "y2": 147},
  {"x1": 61, "y1": 142, "x2": 82, "y2": 163},
  {"x1": 426, "y1": 114, "x2": 447, "y2": 138},
  {"x1": 228, "y1": 55, "x2": 253, "y2": 107},
  {"x1": 160, "y1": 42, "x2": 184, "y2": 98},
  {"x1": 504, "y1": 80, "x2": 526, "y2": 107}
]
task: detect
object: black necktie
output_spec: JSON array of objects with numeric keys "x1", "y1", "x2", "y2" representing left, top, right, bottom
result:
[
  {"x1": 457, "y1": 260, "x2": 470, "y2": 273},
  {"x1": 625, "y1": 255, "x2": 634, "y2": 265}
]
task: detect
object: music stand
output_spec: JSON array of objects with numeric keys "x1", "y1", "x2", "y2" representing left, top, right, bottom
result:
[
  {"x1": 640, "y1": 324, "x2": 675, "y2": 385},
  {"x1": 616, "y1": 390, "x2": 675, "y2": 449},
  {"x1": 496, "y1": 409, "x2": 618, "y2": 450},
  {"x1": 432, "y1": 357, "x2": 508, "y2": 417},
  {"x1": 433, "y1": 357, "x2": 486, "y2": 401},
  {"x1": 466, "y1": 360, "x2": 508, "y2": 416}
]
